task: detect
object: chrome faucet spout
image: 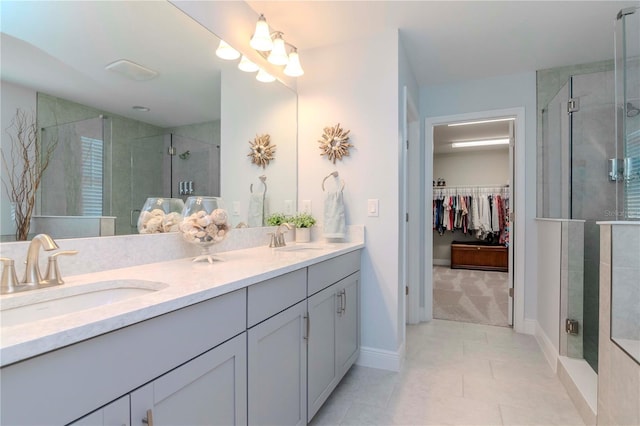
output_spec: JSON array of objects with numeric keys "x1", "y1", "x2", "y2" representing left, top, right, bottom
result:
[{"x1": 22, "y1": 234, "x2": 59, "y2": 285}]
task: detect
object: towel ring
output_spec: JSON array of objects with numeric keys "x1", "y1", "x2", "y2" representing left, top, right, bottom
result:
[
  {"x1": 250, "y1": 175, "x2": 267, "y2": 194},
  {"x1": 322, "y1": 171, "x2": 345, "y2": 192}
]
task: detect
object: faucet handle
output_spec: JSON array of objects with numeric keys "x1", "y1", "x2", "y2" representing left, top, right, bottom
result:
[
  {"x1": 0, "y1": 257, "x2": 21, "y2": 294},
  {"x1": 43, "y1": 250, "x2": 79, "y2": 286}
]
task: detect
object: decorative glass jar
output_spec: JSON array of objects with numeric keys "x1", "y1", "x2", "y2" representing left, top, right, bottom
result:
[
  {"x1": 137, "y1": 197, "x2": 185, "y2": 234},
  {"x1": 179, "y1": 196, "x2": 230, "y2": 262}
]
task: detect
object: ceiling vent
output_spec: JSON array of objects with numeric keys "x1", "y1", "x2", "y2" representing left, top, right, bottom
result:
[{"x1": 105, "y1": 59, "x2": 158, "y2": 81}]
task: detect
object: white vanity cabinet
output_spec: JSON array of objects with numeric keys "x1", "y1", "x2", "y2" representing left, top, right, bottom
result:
[
  {"x1": 130, "y1": 333, "x2": 247, "y2": 426},
  {"x1": 68, "y1": 396, "x2": 130, "y2": 426},
  {"x1": 307, "y1": 252, "x2": 361, "y2": 422},
  {"x1": 247, "y1": 270, "x2": 308, "y2": 426},
  {"x1": 1, "y1": 289, "x2": 247, "y2": 426}
]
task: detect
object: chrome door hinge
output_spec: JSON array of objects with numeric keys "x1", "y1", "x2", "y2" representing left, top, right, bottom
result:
[
  {"x1": 405, "y1": 285, "x2": 409, "y2": 295},
  {"x1": 567, "y1": 98, "x2": 580, "y2": 114},
  {"x1": 406, "y1": 140, "x2": 409, "y2": 150},
  {"x1": 168, "y1": 146, "x2": 177, "y2": 156},
  {"x1": 565, "y1": 319, "x2": 579, "y2": 335},
  {"x1": 406, "y1": 213, "x2": 409, "y2": 222},
  {"x1": 509, "y1": 288, "x2": 514, "y2": 298}
]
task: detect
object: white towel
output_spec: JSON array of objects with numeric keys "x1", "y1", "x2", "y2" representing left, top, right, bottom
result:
[
  {"x1": 323, "y1": 191, "x2": 346, "y2": 238},
  {"x1": 248, "y1": 193, "x2": 264, "y2": 227}
]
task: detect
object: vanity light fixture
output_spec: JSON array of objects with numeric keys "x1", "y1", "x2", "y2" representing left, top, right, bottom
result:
[
  {"x1": 238, "y1": 55, "x2": 260, "y2": 72},
  {"x1": 215, "y1": 40, "x2": 240, "y2": 60},
  {"x1": 448, "y1": 117, "x2": 515, "y2": 127},
  {"x1": 267, "y1": 32, "x2": 289, "y2": 65},
  {"x1": 451, "y1": 138, "x2": 510, "y2": 148},
  {"x1": 284, "y1": 48, "x2": 304, "y2": 77},
  {"x1": 250, "y1": 14, "x2": 274, "y2": 51},
  {"x1": 256, "y1": 68, "x2": 276, "y2": 83}
]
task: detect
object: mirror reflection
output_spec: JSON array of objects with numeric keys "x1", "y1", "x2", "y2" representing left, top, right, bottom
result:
[{"x1": 0, "y1": 1, "x2": 297, "y2": 239}]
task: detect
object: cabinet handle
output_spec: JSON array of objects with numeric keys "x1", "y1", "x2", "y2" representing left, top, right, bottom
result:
[
  {"x1": 342, "y1": 289, "x2": 347, "y2": 314},
  {"x1": 337, "y1": 292, "x2": 343, "y2": 315},
  {"x1": 142, "y1": 409, "x2": 154, "y2": 426},
  {"x1": 304, "y1": 314, "x2": 310, "y2": 340}
]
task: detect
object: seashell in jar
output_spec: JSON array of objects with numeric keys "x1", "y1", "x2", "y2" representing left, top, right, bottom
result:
[
  {"x1": 144, "y1": 216, "x2": 163, "y2": 233},
  {"x1": 210, "y1": 208, "x2": 228, "y2": 225},
  {"x1": 151, "y1": 208, "x2": 165, "y2": 217},
  {"x1": 197, "y1": 216, "x2": 212, "y2": 227}
]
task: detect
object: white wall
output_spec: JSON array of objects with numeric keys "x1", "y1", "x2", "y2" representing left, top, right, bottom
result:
[
  {"x1": 420, "y1": 72, "x2": 538, "y2": 322},
  {"x1": 434, "y1": 150, "x2": 509, "y2": 187},
  {"x1": 298, "y1": 29, "x2": 403, "y2": 364},
  {"x1": 1, "y1": 81, "x2": 37, "y2": 239}
]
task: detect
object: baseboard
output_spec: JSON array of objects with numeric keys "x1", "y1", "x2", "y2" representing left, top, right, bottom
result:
[
  {"x1": 535, "y1": 321, "x2": 558, "y2": 373},
  {"x1": 557, "y1": 356, "x2": 597, "y2": 426},
  {"x1": 432, "y1": 259, "x2": 450, "y2": 266},
  {"x1": 356, "y1": 345, "x2": 403, "y2": 372},
  {"x1": 522, "y1": 318, "x2": 536, "y2": 335}
]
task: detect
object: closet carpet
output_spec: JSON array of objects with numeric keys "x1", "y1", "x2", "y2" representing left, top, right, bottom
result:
[{"x1": 433, "y1": 266, "x2": 509, "y2": 327}]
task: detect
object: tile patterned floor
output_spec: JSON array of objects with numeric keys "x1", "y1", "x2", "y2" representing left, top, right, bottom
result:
[
  {"x1": 433, "y1": 266, "x2": 509, "y2": 327},
  {"x1": 310, "y1": 320, "x2": 585, "y2": 426}
]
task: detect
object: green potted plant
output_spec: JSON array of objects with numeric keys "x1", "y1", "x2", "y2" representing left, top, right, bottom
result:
[
  {"x1": 291, "y1": 212, "x2": 316, "y2": 243},
  {"x1": 265, "y1": 212, "x2": 292, "y2": 227}
]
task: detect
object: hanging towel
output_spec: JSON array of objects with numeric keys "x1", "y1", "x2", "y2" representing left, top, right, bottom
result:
[
  {"x1": 323, "y1": 191, "x2": 346, "y2": 238},
  {"x1": 248, "y1": 193, "x2": 264, "y2": 227}
]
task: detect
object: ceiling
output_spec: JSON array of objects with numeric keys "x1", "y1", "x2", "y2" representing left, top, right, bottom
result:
[
  {"x1": 246, "y1": 1, "x2": 638, "y2": 86},
  {"x1": 433, "y1": 120, "x2": 510, "y2": 154}
]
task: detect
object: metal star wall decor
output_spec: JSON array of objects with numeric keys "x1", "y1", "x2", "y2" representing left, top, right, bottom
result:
[
  {"x1": 318, "y1": 123, "x2": 353, "y2": 164},
  {"x1": 248, "y1": 134, "x2": 276, "y2": 168}
]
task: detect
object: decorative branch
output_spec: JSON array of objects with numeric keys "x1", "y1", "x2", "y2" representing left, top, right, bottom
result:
[
  {"x1": 248, "y1": 134, "x2": 276, "y2": 168},
  {"x1": 1, "y1": 109, "x2": 57, "y2": 240},
  {"x1": 318, "y1": 123, "x2": 352, "y2": 164}
]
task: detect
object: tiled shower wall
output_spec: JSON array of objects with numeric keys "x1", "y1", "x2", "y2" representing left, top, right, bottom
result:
[{"x1": 597, "y1": 223, "x2": 640, "y2": 425}]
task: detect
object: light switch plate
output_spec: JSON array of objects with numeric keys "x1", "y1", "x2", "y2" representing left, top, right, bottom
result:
[
  {"x1": 367, "y1": 199, "x2": 379, "y2": 217},
  {"x1": 302, "y1": 200, "x2": 312, "y2": 214},
  {"x1": 284, "y1": 200, "x2": 293, "y2": 214},
  {"x1": 232, "y1": 201, "x2": 240, "y2": 216}
]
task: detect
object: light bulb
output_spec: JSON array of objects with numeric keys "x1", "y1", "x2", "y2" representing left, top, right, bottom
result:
[
  {"x1": 256, "y1": 68, "x2": 276, "y2": 83},
  {"x1": 267, "y1": 33, "x2": 289, "y2": 66},
  {"x1": 215, "y1": 40, "x2": 240, "y2": 60},
  {"x1": 250, "y1": 14, "x2": 273, "y2": 51},
  {"x1": 284, "y1": 49, "x2": 304, "y2": 77},
  {"x1": 238, "y1": 55, "x2": 259, "y2": 72}
]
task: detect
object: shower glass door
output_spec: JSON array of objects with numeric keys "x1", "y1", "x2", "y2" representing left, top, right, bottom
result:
[
  {"x1": 616, "y1": 6, "x2": 640, "y2": 220},
  {"x1": 40, "y1": 116, "x2": 112, "y2": 216}
]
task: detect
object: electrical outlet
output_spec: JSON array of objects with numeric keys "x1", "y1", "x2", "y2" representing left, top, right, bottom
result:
[
  {"x1": 232, "y1": 201, "x2": 240, "y2": 216},
  {"x1": 302, "y1": 200, "x2": 312, "y2": 213}
]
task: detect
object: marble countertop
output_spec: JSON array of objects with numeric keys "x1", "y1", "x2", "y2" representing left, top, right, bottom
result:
[{"x1": 0, "y1": 241, "x2": 363, "y2": 367}]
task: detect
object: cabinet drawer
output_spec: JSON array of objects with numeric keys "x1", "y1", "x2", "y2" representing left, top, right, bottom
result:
[
  {"x1": 247, "y1": 269, "x2": 307, "y2": 327},
  {"x1": 308, "y1": 251, "x2": 361, "y2": 296},
  {"x1": 1, "y1": 289, "x2": 247, "y2": 426}
]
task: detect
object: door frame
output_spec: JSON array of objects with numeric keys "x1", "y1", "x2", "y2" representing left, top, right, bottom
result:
[{"x1": 422, "y1": 107, "x2": 526, "y2": 332}]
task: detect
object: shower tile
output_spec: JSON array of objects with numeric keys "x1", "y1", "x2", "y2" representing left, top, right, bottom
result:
[{"x1": 612, "y1": 226, "x2": 640, "y2": 269}]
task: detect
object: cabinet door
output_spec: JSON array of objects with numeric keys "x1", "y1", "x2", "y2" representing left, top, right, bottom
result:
[
  {"x1": 69, "y1": 395, "x2": 130, "y2": 426},
  {"x1": 336, "y1": 272, "x2": 360, "y2": 378},
  {"x1": 307, "y1": 284, "x2": 339, "y2": 422},
  {"x1": 248, "y1": 300, "x2": 307, "y2": 426},
  {"x1": 130, "y1": 333, "x2": 247, "y2": 426}
]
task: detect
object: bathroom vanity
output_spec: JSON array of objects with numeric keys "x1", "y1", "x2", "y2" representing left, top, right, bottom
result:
[{"x1": 0, "y1": 242, "x2": 363, "y2": 426}]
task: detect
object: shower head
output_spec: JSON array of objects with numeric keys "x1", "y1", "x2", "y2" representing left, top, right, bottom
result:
[{"x1": 627, "y1": 102, "x2": 640, "y2": 118}]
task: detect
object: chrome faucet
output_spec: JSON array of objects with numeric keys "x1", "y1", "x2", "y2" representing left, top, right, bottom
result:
[
  {"x1": 22, "y1": 233, "x2": 59, "y2": 285},
  {"x1": 269, "y1": 223, "x2": 292, "y2": 248}
]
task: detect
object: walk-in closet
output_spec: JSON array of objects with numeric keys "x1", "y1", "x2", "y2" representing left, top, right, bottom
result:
[{"x1": 432, "y1": 119, "x2": 513, "y2": 327}]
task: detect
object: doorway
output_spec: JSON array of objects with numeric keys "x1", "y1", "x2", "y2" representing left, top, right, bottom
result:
[
  {"x1": 431, "y1": 119, "x2": 513, "y2": 327},
  {"x1": 414, "y1": 108, "x2": 526, "y2": 333}
]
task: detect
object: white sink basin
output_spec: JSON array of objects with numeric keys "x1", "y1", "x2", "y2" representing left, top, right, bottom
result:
[{"x1": 1, "y1": 279, "x2": 168, "y2": 328}]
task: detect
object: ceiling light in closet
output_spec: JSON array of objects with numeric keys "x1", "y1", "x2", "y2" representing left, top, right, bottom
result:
[
  {"x1": 451, "y1": 138, "x2": 510, "y2": 148},
  {"x1": 448, "y1": 117, "x2": 515, "y2": 127}
]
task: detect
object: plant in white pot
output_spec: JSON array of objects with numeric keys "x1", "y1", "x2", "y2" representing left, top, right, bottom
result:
[{"x1": 291, "y1": 212, "x2": 316, "y2": 243}]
